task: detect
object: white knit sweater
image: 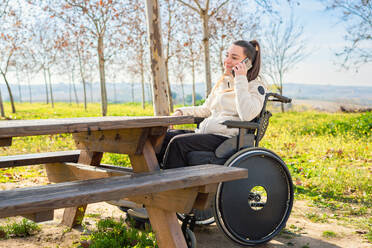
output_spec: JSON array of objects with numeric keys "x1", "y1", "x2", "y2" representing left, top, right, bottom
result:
[{"x1": 177, "y1": 75, "x2": 266, "y2": 137}]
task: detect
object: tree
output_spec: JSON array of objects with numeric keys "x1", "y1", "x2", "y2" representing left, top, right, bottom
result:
[
  {"x1": 0, "y1": 6, "x2": 22, "y2": 114},
  {"x1": 262, "y1": 12, "x2": 308, "y2": 112},
  {"x1": 177, "y1": 0, "x2": 230, "y2": 97},
  {"x1": 34, "y1": 0, "x2": 129, "y2": 116},
  {"x1": 320, "y1": 0, "x2": 372, "y2": 69},
  {"x1": 145, "y1": 0, "x2": 169, "y2": 116}
]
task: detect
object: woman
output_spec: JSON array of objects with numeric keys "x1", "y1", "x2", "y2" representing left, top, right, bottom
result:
[
  {"x1": 127, "y1": 39, "x2": 266, "y2": 219},
  {"x1": 157, "y1": 40, "x2": 266, "y2": 169}
]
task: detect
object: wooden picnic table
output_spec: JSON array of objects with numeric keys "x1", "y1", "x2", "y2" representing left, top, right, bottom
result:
[{"x1": 0, "y1": 116, "x2": 248, "y2": 248}]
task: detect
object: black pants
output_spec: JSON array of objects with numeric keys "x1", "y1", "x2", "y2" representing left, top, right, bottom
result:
[{"x1": 156, "y1": 129, "x2": 228, "y2": 169}]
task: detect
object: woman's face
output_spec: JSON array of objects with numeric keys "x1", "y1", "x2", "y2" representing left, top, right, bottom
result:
[{"x1": 224, "y1": 44, "x2": 246, "y2": 76}]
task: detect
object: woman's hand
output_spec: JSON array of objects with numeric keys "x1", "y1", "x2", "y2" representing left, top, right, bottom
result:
[
  {"x1": 233, "y1": 62, "x2": 248, "y2": 76},
  {"x1": 171, "y1": 110, "x2": 183, "y2": 116}
]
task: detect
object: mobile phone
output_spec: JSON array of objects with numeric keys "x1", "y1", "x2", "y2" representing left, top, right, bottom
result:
[{"x1": 232, "y1": 57, "x2": 250, "y2": 77}]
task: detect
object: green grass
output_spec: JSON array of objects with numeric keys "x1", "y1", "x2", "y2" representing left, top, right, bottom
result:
[
  {"x1": 0, "y1": 102, "x2": 371, "y2": 243},
  {"x1": 79, "y1": 217, "x2": 157, "y2": 248},
  {"x1": 0, "y1": 219, "x2": 40, "y2": 239},
  {"x1": 322, "y1": 230, "x2": 337, "y2": 238}
]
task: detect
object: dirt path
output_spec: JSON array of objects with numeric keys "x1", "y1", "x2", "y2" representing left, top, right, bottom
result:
[{"x1": 0, "y1": 199, "x2": 369, "y2": 248}]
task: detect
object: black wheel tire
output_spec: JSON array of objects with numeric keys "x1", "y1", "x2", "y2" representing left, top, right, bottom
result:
[
  {"x1": 184, "y1": 227, "x2": 197, "y2": 248},
  {"x1": 214, "y1": 147, "x2": 294, "y2": 246}
]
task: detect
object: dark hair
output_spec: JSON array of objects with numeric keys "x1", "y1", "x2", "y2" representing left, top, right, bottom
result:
[{"x1": 233, "y1": 40, "x2": 261, "y2": 81}]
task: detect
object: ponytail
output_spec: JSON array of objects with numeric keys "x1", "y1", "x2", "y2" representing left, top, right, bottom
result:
[{"x1": 233, "y1": 40, "x2": 261, "y2": 81}]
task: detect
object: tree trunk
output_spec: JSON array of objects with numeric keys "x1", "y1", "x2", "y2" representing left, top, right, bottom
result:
[
  {"x1": 97, "y1": 35, "x2": 108, "y2": 116},
  {"x1": 164, "y1": 60, "x2": 173, "y2": 112},
  {"x1": 16, "y1": 69, "x2": 22, "y2": 103},
  {"x1": 43, "y1": 68, "x2": 49, "y2": 104},
  {"x1": 1, "y1": 72, "x2": 16, "y2": 113},
  {"x1": 77, "y1": 44, "x2": 87, "y2": 110},
  {"x1": 47, "y1": 68, "x2": 54, "y2": 108},
  {"x1": 89, "y1": 82, "x2": 93, "y2": 103},
  {"x1": 71, "y1": 68, "x2": 79, "y2": 105},
  {"x1": 140, "y1": 63, "x2": 145, "y2": 109},
  {"x1": 181, "y1": 80, "x2": 185, "y2": 106},
  {"x1": 69, "y1": 72, "x2": 72, "y2": 105},
  {"x1": 191, "y1": 59, "x2": 196, "y2": 106},
  {"x1": 279, "y1": 73, "x2": 284, "y2": 113},
  {"x1": 0, "y1": 88, "x2": 5, "y2": 117},
  {"x1": 201, "y1": 12, "x2": 212, "y2": 96},
  {"x1": 145, "y1": 0, "x2": 169, "y2": 116},
  {"x1": 27, "y1": 70, "x2": 32, "y2": 103}
]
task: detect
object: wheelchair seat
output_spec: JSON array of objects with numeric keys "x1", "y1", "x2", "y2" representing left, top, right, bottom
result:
[{"x1": 187, "y1": 110, "x2": 272, "y2": 166}]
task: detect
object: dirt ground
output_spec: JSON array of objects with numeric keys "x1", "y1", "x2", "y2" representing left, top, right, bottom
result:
[{"x1": 0, "y1": 198, "x2": 369, "y2": 248}]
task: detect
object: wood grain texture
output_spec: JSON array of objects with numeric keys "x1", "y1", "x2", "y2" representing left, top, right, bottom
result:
[
  {"x1": 129, "y1": 188, "x2": 199, "y2": 213},
  {"x1": 0, "y1": 116, "x2": 194, "y2": 138},
  {"x1": 21, "y1": 210, "x2": 54, "y2": 223},
  {"x1": 73, "y1": 129, "x2": 143, "y2": 155},
  {"x1": 0, "y1": 164, "x2": 247, "y2": 218},
  {"x1": 0, "y1": 150, "x2": 80, "y2": 168},
  {"x1": 60, "y1": 150, "x2": 103, "y2": 227},
  {"x1": 45, "y1": 162, "x2": 131, "y2": 183}
]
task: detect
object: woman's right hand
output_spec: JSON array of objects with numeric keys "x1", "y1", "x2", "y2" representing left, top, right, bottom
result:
[{"x1": 171, "y1": 110, "x2": 183, "y2": 116}]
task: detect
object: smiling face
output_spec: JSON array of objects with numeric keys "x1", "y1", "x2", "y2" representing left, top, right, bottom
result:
[{"x1": 224, "y1": 44, "x2": 246, "y2": 76}]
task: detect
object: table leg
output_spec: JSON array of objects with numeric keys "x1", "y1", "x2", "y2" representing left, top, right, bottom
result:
[
  {"x1": 61, "y1": 150, "x2": 103, "y2": 227},
  {"x1": 129, "y1": 140, "x2": 187, "y2": 248}
]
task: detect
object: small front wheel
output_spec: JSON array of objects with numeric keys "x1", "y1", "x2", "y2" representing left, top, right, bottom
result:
[{"x1": 183, "y1": 227, "x2": 197, "y2": 248}]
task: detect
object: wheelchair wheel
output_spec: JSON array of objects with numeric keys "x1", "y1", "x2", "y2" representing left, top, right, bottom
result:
[
  {"x1": 177, "y1": 208, "x2": 215, "y2": 226},
  {"x1": 214, "y1": 147, "x2": 293, "y2": 246}
]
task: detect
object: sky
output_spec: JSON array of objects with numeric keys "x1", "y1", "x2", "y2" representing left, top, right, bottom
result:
[{"x1": 276, "y1": 1, "x2": 371, "y2": 86}]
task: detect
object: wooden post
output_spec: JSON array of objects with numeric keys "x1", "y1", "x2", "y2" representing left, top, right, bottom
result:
[
  {"x1": 145, "y1": 0, "x2": 169, "y2": 116},
  {"x1": 61, "y1": 150, "x2": 103, "y2": 227}
]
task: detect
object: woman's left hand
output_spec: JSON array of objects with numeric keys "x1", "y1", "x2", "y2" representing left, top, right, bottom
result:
[{"x1": 233, "y1": 62, "x2": 248, "y2": 76}]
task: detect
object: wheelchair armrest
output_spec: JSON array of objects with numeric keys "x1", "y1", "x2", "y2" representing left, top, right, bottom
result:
[{"x1": 221, "y1": 120, "x2": 259, "y2": 130}]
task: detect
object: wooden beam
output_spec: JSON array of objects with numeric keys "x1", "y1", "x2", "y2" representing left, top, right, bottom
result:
[
  {"x1": 0, "y1": 150, "x2": 80, "y2": 168},
  {"x1": 60, "y1": 150, "x2": 103, "y2": 227},
  {"x1": 22, "y1": 210, "x2": 54, "y2": 223},
  {"x1": 0, "y1": 116, "x2": 194, "y2": 138},
  {"x1": 129, "y1": 187, "x2": 199, "y2": 213},
  {"x1": 0, "y1": 164, "x2": 248, "y2": 218}
]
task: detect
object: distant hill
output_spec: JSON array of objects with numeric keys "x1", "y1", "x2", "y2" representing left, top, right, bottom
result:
[{"x1": 1, "y1": 82, "x2": 371, "y2": 106}]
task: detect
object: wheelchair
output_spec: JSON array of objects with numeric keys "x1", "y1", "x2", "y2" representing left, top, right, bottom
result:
[{"x1": 178, "y1": 92, "x2": 294, "y2": 247}]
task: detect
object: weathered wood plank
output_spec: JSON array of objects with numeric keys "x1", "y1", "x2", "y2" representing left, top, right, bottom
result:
[
  {"x1": 129, "y1": 188, "x2": 199, "y2": 213},
  {"x1": 61, "y1": 150, "x2": 103, "y2": 227},
  {"x1": 73, "y1": 129, "x2": 143, "y2": 155},
  {"x1": 0, "y1": 164, "x2": 247, "y2": 218},
  {"x1": 0, "y1": 116, "x2": 194, "y2": 138},
  {"x1": 0, "y1": 150, "x2": 81, "y2": 168},
  {"x1": 21, "y1": 210, "x2": 54, "y2": 223},
  {"x1": 45, "y1": 162, "x2": 131, "y2": 183}
]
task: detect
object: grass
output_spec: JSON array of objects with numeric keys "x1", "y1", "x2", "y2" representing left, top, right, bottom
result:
[
  {"x1": 0, "y1": 219, "x2": 40, "y2": 239},
  {"x1": 79, "y1": 217, "x2": 157, "y2": 248},
  {"x1": 0, "y1": 102, "x2": 371, "y2": 243},
  {"x1": 322, "y1": 230, "x2": 337, "y2": 238}
]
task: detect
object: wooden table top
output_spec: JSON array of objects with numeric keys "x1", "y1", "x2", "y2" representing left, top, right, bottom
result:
[{"x1": 0, "y1": 116, "x2": 194, "y2": 138}]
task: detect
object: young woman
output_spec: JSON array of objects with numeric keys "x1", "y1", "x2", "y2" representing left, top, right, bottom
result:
[
  {"x1": 157, "y1": 39, "x2": 266, "y2": 169},
  {"x1": 127, "y1": 39, "x2": 266, "y2": 219}
]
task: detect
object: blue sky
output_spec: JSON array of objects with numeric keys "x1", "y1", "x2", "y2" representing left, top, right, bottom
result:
[{"x1": 277, "y1": 1, "x2": 371, "y2": 86}]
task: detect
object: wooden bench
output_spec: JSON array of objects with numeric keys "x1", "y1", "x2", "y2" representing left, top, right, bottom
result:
[
  {"x1": 0, "y1": 150, "x2": 81, "y2": 168},
  {"x1": 0, "y1": 164, "x2": 247, "y2": 219}
]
